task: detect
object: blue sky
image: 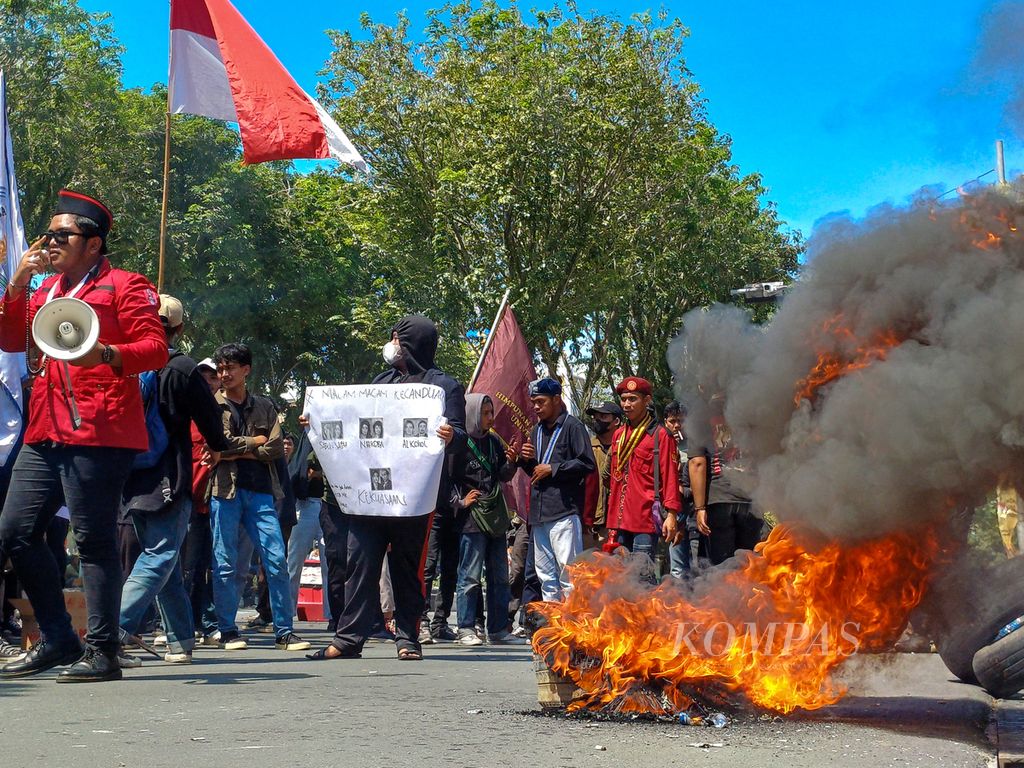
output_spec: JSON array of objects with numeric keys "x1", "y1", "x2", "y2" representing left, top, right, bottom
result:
[{"x1": 80, "y1": 0, "x2": 1015, "y2": 239}]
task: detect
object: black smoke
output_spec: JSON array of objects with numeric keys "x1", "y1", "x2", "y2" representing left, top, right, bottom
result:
[{"x1": 669, "y1": 184, "x2": 1024, "y2": 540}]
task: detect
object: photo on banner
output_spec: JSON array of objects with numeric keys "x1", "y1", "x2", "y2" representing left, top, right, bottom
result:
[{"x1": 303, "y1": 383, "x2": 448, "y2": 517}]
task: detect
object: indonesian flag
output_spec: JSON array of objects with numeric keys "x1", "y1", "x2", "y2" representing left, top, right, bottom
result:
[{"x1": 169, "y1": 0, "x2": 366, "y2": 169}]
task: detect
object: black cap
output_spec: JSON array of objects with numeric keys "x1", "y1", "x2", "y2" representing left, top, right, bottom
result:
[
  {"x1": 585, "y1": 400, "x2": 623, "y2": 418},
  {"x1": 54, "y1": 189, "x2": 113, "y2": 237}
]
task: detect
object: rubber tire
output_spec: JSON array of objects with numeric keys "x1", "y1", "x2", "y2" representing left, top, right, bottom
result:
[
  {"x1": 973, "y1": 628, "x2": 1024, "y2": 698},
  {"x1": 925, "y1": 554, "x2": 1024, "y2": 685}
]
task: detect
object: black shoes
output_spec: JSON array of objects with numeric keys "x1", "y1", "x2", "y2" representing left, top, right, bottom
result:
[
  {"x1": 56, "y1": 647, "x2": 122, "y2": 683},
  {"x1": 0, "y1": 638, "x2": 83, "y2": 678}
]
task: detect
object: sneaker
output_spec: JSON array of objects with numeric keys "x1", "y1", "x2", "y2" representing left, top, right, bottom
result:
[
  {"x1": 0, "y1": 639, "x2": 24, "y2": 660},
  {"x1": 152, "y1": 634, "x2": 168, "y2": 648},
  {"x1": 418, "y1": 626, "x2": 435, "y2": 645},
  {"x1": 245, "y1": 616, "x2": 275, "y2": 634},
  {"x1": 199, "y1": 631, "x2": 221, "y2": 647},
  {"x1": 219, "y1": 632, "x2": 248, "y2": 651},
  {"x1": 488, "y1": 631, "x2": 527, "y2": 645},
  {"x1": 510, "y1": 626, "x2": 528, "y2": 638},
  {"x1": 474, "y1": 622, "x2": 486, "y2": 639},
  {"x1": 457, "y1": 629, "x2": 484, "y2": 646},
  {"x1": 117, "y1": 650, "x2": 143, "y2": 668},
  {"x1": 164, "y1": 651, "x2": 193, "y2": 664},
  {"x1": 432, "y1": 625, "x2": 458, "y2": 642},
  {"x1": 275, "y1": 632, "x2": 311, "y2": 651}
]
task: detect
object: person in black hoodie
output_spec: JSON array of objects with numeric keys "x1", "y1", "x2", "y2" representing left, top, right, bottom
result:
[
  {"x1": 307, "y1": 315, "x2": 467, "y2": 661},
  {"x1": 118, "y1": 295, "x2": 230, "y2": 665}
]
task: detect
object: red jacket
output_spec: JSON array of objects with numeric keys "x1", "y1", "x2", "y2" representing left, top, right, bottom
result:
[
  {"x1": 191, "y1": 420, "x2": 212, "y2": 514},
  {"x1": 607, "y1": 423, "x2": 681, "y2": 534},
  {"x1": 0, "y1": 258, "x2": 167, "y2": 450}
]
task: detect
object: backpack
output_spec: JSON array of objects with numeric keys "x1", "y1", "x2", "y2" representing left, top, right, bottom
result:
[{"x1": 132, "y1": 369, "x2": 170, "y2": 470}]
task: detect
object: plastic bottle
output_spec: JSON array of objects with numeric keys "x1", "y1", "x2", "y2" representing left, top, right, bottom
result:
[
  {"x1": 678, "y1": 712, "x2": 703, "y2": 726},
  {"x1": 708, "y1": 712, "x2": 729, "y2": 729},
  {"x1": 997, "y1": 615, "x2": 1024, "y2": 641}
]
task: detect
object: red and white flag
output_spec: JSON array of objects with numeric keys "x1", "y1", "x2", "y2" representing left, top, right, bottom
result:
[{"x1": 169, "y1": 0, "x2": 366, "y2": 168}]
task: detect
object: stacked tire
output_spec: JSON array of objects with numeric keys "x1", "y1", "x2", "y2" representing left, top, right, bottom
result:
[{"x1": 924, "y1": 553, "x2": 1024, "y2": 692}]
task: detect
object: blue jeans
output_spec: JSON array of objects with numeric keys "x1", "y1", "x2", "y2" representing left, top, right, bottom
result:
[
  {"x1": 669, "y1": 538, "x2": 692, "y2": 578},
  {"x1": 287, "y1": 497, "x2": 329, "y2": 619},
  {"x1": 614, "y1": 530, "x2": 656, "y2": 557},
  {"x1": 456, "y1": 532, "x2": 511, "y2": 636},
  {"x1": 210, "y1": 490, "x2": 293, "y2": 638},
  {"x1": 120, "y1": 497, "x2": 195, "y2": 654},
  {"x1": 614, "y1": 531, "x2": 657, "y2": 584}
]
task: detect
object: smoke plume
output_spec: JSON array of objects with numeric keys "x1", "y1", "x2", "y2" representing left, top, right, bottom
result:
[{"x1": 669, "y1": 184, "x2": 1024, "y2": 540}]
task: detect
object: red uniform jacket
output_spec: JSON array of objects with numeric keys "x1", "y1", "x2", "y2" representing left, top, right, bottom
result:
[
  {"x1": 0, "y1": 258, "x2": 167, "y2": 450},
  {"x1": 607, "y1": 422, "x2": 681, "y2": 534},
  {"x1": 191, "y1": 420, "x2": 212, "y2": 514}
]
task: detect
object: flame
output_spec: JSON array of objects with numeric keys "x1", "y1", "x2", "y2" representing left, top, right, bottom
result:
[
  {"x1": 531, "y1": 525, "x2": 939, "y2": 715},
  {"x1": 793, "y1": 315, "x2": 903, "y2": 406}
]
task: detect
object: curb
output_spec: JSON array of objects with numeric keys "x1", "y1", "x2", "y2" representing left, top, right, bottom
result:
[{"x1": 995, "y1": 700, "x2": 1024, "y2": 767}]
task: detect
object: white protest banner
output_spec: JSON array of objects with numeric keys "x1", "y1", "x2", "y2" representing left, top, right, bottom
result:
[{"x1": 303, "y1": 383, "x2": 447, "y2": 517}]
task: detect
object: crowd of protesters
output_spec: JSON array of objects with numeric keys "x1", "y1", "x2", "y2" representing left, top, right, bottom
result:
[{"x1": 0, "y1": 190, "x2": 765, "y2": 682}]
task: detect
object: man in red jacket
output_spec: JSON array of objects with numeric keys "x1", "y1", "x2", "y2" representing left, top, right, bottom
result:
[
  {"x1": 605, "y1": 377, "x2": 682, "y2": 567},
  {"x1": 0, "y1": 190, "x2": 166, "y2": 683}
]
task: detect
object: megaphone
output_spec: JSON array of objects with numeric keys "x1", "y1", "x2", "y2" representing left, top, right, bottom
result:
[{"x1": 32, "y1": 297, "x2": 100, "y2": 362}]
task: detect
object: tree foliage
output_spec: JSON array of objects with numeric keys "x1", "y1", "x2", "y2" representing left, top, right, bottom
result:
[
  {"x1": 3, "y1": 0, "x2": 800, "y2": 413},
  {"x1": 322, "y1": 1, "x2": 800, "y2": 407}
]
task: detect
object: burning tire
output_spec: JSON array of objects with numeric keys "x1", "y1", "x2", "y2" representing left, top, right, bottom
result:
[
  {"x1": 923, "y1": 553, "x2": 1024, "y2": 685},
  {"x1": 972, "y1": 625, "x2": 1024, "y2": 698}
]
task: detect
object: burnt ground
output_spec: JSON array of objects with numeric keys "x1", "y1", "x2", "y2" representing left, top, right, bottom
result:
[{"x1": 0, "y1": 621, "x2": 996, "y2": 768}]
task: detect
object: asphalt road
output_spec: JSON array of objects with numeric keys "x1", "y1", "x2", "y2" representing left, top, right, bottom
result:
[{"x1": 0, "y1": 623, "x2": 997, "y2": 768}]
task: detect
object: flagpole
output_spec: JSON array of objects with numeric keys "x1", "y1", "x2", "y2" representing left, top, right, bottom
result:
[
  {"x1": 469, "y1": 288, "x2": 511, "y2": 391},
  {"x1": 157, "y1": 104, "x2": 171, "y2": 293}
]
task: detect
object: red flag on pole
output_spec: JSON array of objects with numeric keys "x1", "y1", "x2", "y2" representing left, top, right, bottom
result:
[
  {"x1": 469, "y1": 303, "x2": 537, "y2": 519},
  {"x1": 168, "y1": 0, "x2": 366, "y2": 168}
]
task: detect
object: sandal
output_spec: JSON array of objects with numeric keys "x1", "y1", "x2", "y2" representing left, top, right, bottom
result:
[
  {"x1": 305, "y1": 646, "x2": 361, "y2": 660},
  {"x1": 397, "y1": 647, "x2": 423, "y2": 661}
]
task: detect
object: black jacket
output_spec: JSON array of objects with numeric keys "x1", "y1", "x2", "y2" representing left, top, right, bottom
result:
[
  {"x1": 452, "y1": 432, "x2": 516, "y2": 534},
  {"x1": 517, "y1": 410, "x2": 595, "y2": 525},
  {"x1": 122, "y1": 349, "x2": 229, "y2": 513},
  {"x1": 372, "y1": 315, "x2": 467, "y2": 514}
]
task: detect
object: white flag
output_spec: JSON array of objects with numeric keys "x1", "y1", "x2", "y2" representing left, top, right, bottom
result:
[
  {"x1": 0, "y1": 70, "x2": 27, "y2": 466},
  {"x1": 303, "y1": 383, "x2": 447, "y2": 517}
]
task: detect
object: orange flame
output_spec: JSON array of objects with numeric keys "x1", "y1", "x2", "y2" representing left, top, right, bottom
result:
[
  {"x1": 532, "y1": 525, "x2": 939, "y2": 715},
  {"x1": 793, "y1": 315, "x2": 903, "y2": 406}
]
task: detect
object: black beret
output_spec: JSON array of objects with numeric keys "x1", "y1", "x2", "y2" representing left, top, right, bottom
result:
[{"x1": 55, "y1": 189, "x2": 113, "y2": 237}]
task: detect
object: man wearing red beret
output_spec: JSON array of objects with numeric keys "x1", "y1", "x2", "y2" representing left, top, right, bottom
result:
[
  {"x1": 0, "y1": 190, "x2": 167, "y2": 682},
  {"x1": 605, "y1": 377, "x2": 682, "y2": 566}
]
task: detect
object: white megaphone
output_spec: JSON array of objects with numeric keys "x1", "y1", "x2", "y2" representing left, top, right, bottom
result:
[
  {"x1": 31, "y1": 297, "x2": 100, "y2": 431},
  {"x1": 32, "y1": 297, "x2": 100, "y2": 361}
]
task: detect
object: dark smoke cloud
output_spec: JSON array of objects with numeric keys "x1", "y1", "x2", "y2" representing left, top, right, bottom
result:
[{"x1": 669, "y1": 185, "x2": 1024, "y2": 540}]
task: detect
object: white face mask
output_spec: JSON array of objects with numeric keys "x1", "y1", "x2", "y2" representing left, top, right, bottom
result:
[{"x1": 383, "y1": 340, "x2": 403, "y2": 366}]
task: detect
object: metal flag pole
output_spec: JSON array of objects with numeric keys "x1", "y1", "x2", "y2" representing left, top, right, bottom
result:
[
  {"x1": 468, "y1": 288, "x2": 511, "y2": 391},
  {"x1": 157, "y1": 107, "x2": 171, "y2": 293},
  {"x1": 157, "y1": 11, "x2": 174, "y2": 293}
]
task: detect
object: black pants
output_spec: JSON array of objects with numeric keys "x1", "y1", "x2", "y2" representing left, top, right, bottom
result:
[
  {"x1": 332, "y1": 513, "x2": 431, "y2": 655},
  {"x1": 421, "y1": 510, "x2": 458, "y2": 631},
  {"x1": 508, "y1": 521, "x2": 541, "y2": 619},
  {"x1": 706, "y1": 502, "x2": 763, "y2": 565},
  {"x1": 0, "y1": 443, "x2": 135, "y2": 655},
  {"x1": 319, "y1": 502, "x2": 348, "y2": 630},
  {"x1": 181, "y1": 509, "x2": 217, "y2": 635}
]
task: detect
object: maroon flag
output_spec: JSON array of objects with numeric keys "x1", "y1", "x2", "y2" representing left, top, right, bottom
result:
[{"x1": 469, "y1": 303, "x2": 537, "y2": 519}]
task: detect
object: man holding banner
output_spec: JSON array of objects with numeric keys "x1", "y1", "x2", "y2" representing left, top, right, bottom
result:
[{"x1": 304, "y1": 315, "x2": 466, "y2": 661}]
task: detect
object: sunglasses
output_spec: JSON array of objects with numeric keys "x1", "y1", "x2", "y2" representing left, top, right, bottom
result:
[{"x1": 42, "y1": 229, "x2": 89, "y2": 245}]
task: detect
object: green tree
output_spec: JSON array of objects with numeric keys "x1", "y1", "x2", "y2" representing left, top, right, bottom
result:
[{"x1": 321, "y1": 1, "x2": 800, "y2": 407}]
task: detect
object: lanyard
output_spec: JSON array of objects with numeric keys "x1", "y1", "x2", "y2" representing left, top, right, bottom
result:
[
  {"x1": 467, "y1": 435, "x2": 496, "y2": 475},
  {"x1": 45, "y1": 264, "x2": 97, "y2": 304},
  {"x1": 536, "y1": 422, "x2": 563, "y2": 464}
]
